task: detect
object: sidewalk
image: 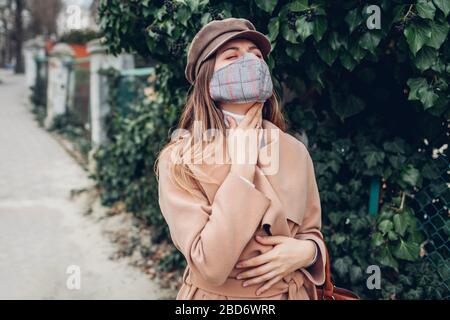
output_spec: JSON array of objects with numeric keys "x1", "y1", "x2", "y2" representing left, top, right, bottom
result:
[{"x1": 0, "y1": 69, "x2": 169, "y2": 299}]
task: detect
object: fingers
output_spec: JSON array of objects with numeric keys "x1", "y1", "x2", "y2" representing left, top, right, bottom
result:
[
  {"x1": 236, "y1": 262, "x2": 274, "y2": 280},
  {"x1": 240, "y1": 104, "x2": 260, "y2": 128},
  {"x1": 242, "y1": 270, "x2": 279, "y2": 287},
  {"x1": 256, "y1": 275, "x2": 283, "y2": 296},
  {"x1": 248, "y1": 109, "x2": 261, "y2": 129},
  {"x1": 236, "y1": 250, "x2": 274, "y2": 268},
  {"x1": 226, "y1": 116, "x2": 238, "y2": 129},
  {"x1": 255, "y1": 235, "x2": 285, "y2": 245}
]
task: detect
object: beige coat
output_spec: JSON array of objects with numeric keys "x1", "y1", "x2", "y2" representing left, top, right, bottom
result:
[{"x1": 158, "y1": 119, "x2": 326, "y2": 300}]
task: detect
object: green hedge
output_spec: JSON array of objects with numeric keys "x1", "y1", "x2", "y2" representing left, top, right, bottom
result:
[{"x1": 96, "y1": 0, "x2": 449, "y2": 299}]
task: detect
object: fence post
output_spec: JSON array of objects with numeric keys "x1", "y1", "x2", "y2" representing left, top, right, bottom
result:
[
  {"x1": 44, "y1": 43, "x2": 74, "y2": 128},
  {"x1": 86, "y1": 38, "x2": 134, "y2": 172},
  {"x1": 23, "y1": 36, "x2": 46, "y2": 101}
]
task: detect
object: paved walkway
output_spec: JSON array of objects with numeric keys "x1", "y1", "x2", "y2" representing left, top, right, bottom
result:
[{"x1": 0, "y1": 70, "x2": 166, "y2": 299}]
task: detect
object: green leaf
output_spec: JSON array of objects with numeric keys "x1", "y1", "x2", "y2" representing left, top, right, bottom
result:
[
  {"x1": 404, "y1": 22, "x2": 432, "y2": 55},
  {"x1": 285, "y1": 43, "x2": 304, "y2": 61},
  {"x1": 393, "y1": 213, "x2": 409, "y2": 236},
  {"x1": 289, "y1": 0, "x2": 309, "y2": 12},
  {"x1": 393, "y1": 239, "x2": 420, "y2": 261},
  {"x1": 333, "y1": 257, "x2": 351, "y2": 278},
  {"x1": 347, "y1": 41, "x2": 367, "y2": 63},
  {"x1": 349, "y1": 265, "x2": 363, "y2": 284},
  {"x1": 359, "y1": 31, "x2": 382, "y2": 54},
  {"x1": 378, "y1": 220, "x2": 394, "y2": 234},
  {"x1": 268, "y1": 17, "x2": 280, "y2": 42},
  {"x1": 331, "y1": 233, "x2": 347, "y2": 245},
  {"x1": 371, "y1": 232, "x2": 385, "y2": 247},
  {"x1": 339, "y1": 50, "x2": 357, "y2": 71},
  {"x1": 418, "y1": 86, "x2": 439, "y2": 109},
  {"x1": 413, "y1": 46, "x2": 438, "y2": 71},
  {"x1": 313, "y1": 16, "x2": 328, "y2": 42},
  {"x1": 255, "y1": 0, "x2": 277, "y2": 14},
  {"x1": 433, "y1": 0, "x2": 450, "y2": 16},
  {"x1": 332, "y1": 94, "x2": 365, "y2": 120},
  {"x1": 328, "y1": 31, "x2": 347, "y2": 51},
  {"x1": 426, "y1": 20, "x2": 450, "y2": 49},
  {"x1": 388, "y1": 230, "x2": 399, "y2": 241},
  {"x1": 345, "y1": 8, "x2": 363, "y2": 33},
  {"x1": 401, "y1": 165, "x2": 421, "y2": 187},
  {"x1": 317, "y1": 42, "x2": 338, "y2": 66},
  {"x1": 295, "y1": 16, "x2": 314, "y2": 41},
  {"x1": 416, "y1": 0, "x2": 436, "y2": 19},
  {"x1": 379, "y1": 246, "x2": 399, "y2": 270},
  {"x1": 363, "y1": 149, "x2": 385, "y2": 168},
  {"x1": 281, "y1": 23, "x2": 299, "y2": 44},
  {"x1": 407, "y1": 77, "x2": 428, "y2": 101}
]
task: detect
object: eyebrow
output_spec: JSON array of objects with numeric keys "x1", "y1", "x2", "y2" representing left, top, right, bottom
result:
[{"x1": 219, "y1": 45, "x2": 261, "y2": 56}]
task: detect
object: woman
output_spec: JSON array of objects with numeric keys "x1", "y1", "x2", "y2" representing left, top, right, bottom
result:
[{"x1": 156, "y1": 18, "x2": 326, "y2": 300}]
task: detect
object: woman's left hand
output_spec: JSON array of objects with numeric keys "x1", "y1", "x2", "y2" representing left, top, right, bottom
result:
[{"x1": 235, "y1": 235, "x2": 316, "y2": 296}]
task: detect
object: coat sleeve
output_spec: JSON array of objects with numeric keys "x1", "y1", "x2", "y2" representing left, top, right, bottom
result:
[
  {"x1": 294, "y1": 145, "x2": 326, "y2": 286},
  {"x1": 158, "y1": 148, "x2": 271, "y2": 286}
]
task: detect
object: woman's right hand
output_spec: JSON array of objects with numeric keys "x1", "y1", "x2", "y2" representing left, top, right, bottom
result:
[{"x1": 225, "y1": 103, "x2": 263, "y2": 183}]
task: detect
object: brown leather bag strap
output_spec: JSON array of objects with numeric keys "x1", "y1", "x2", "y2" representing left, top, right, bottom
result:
[{"x1": 316, "y1": 234, "x2": 334, "y2": 295}]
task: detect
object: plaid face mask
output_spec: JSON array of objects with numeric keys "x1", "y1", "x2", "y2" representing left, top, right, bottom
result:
[{"x1": 209, "y1": 52, "x2": 273, "y2": 104}]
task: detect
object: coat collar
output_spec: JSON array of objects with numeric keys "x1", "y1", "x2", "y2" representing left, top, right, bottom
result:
[{"x1": 186, "y1": 119, "x2": 308, "y2": 237}]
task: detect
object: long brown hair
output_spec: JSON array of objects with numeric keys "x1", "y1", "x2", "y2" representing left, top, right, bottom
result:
[{"x1": 154, "y1": 52, "x2": 287, "y2": 196}]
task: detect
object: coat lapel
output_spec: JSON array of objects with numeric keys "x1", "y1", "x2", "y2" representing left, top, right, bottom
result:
[{"x1": 187, "y1": 119, "x2": 307, "y2": 237}]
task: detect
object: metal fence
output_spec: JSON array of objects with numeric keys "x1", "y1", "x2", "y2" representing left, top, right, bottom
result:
[
  {"x1": 413, "y1": 154, "x2": 450, "y2": 298},
  {"x1": 67, "y1": 57, "x2": 91, "y2": 141}
]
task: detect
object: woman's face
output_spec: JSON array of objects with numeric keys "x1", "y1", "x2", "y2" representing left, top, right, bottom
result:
[
  {"x1": 214, "y1": 38, "x2": 263, "y2": 72},
  {"x1": 212, "y1": 38, "x2": 265, "y2": 114}
]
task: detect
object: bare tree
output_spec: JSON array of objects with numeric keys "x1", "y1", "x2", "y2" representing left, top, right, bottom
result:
[
  {"x1": 0, "y1": 0, "x2": 13, "y2": 68},
  {"x1": 26, "y1": 0, "x2": 62, "y2": 37},
  {"x1": 14, "y1": 0, "x2": 23, "y2": 73}
]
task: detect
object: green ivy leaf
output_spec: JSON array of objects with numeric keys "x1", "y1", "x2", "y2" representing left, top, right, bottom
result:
[
  {"x1": 407, "y1": 77, "x2": 428, "y2": 101},
  {"x1": 393, "y1": 239, "x2": 420, "y2": 261},
  {"x1": 339, "y1": 50, "x2": 357, "y2": 71},
  {"x1": 332, "y1": 94, "x2": 365, "y2": 120},
  {"x1": 379, "y1": 246, "x2": 399, "y2": 270},
  {"x1": 333, "y1": 256, "x2": 352, "y2": 278},
  {"x1": 317, "y1": 42, "x2": 338, "y2": 66},
  {"x1": 371, "y1": 232, "x2": 385, "y2": 247},
  {"x1": 416, "y1": 0, "x2": 436, "y2": 20},
  {"x1": 285, "y1": 43, "x2": 304, "y2": 61},
  {"x1": 255, "y1": 0, "x2": 277, "y2": 14},
  {"x1": 388, "y1": 230, "x2": 399, "y2": 241},
  {"x1": 281, "y1": 23, "x2": 299, "y2": 44},
  {"x1": 378, "y1": 220, "x2": 394, "y2": 234},
  {"x1": 296, "y1": 16, "x2": 314, "y2": 41},
  {"x1": 359, "y1": 31, "x2": 382, "y2": 54},
  {"x1": 349, "y1": 265, "x2": 363, "y2": 284},
  {"x1": 433, "y1": 0, "x2": 450, "y2": 16},
  {"x1": 268, "y1": 17, "x2": 280, "y2": 42},
  {"x1": 404, "y1": 21, "x2": 432, "y2": 55},
  {"x1": 401, "y1": 164, "x2": 421, "y2": 187},
  {"x1": 413, "y1": 46, "x2": 438, "y2": 71},
  {"x1": 345, "y1": 8, "x2": 363, "y2": 33},
  {"x1": 347, "y1": 41, "x2": 367, "y2": 63},
  {"x1": 363, "y1": 149, "x2": 385, "y2": 168},
  {"x1": 331, "y1": 233, "x2": 347, "y2": 245},
  {"x1": 426, "y1": 20, "x2": 450, "y2": 49},
  {"x1": 417, "y1": 86, "x2": 439, "y2": 109},
  {"x1": 313, "y1": 16, "x2": 328, "y2": 42},
  {"x1": 289, "y1": 0, "x2": 309, "y2": 12},
  {"x1": 393, "y1": 213, "x2": 409, "y2": 236}
]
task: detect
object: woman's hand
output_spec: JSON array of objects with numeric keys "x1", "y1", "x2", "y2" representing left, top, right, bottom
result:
[
  {"x1": 225, "y1": 103, "x2": 263, "y2": 182},
  {"x1": 235, "y1": 235, "x2": 316, "y2": 296}
]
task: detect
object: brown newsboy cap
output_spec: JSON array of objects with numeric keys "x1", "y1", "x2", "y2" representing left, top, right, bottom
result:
[{"x1": 185, "y1": 17, "x2": 272, "y2": 85}]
